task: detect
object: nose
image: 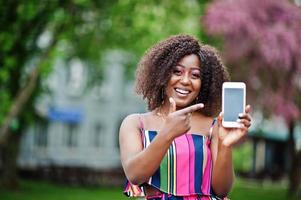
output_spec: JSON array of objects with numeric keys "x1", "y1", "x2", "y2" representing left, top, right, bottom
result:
[{"x1": 180, "y1": 72, "x2": 190, "y2": 85}]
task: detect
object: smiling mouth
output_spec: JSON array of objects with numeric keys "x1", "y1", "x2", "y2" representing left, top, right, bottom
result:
[{"x1": 175, "y1": 88, "x2": 191, "y2": 96}]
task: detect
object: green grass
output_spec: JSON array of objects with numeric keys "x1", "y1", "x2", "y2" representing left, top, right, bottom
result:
[
  {"x1": 0, "y1": 178, "x2": 298, "y2": 200},
  {"x1": 229, "y1": 179, "x2": 290, "y2": 200},
  {"x1": 0, "y1": 180, "x2": 128, "y2": 200}
]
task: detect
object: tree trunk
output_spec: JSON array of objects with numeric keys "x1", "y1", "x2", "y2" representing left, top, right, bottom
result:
[
  {"x1": 0, "y1": 130, "x2": 22, "y2": 190},
  {"x1": 288, "y1": 120, "x2": 301, "y2": 197},
  {"x1": 0, "y1": 22, "x2": 63, "y2": 145}
]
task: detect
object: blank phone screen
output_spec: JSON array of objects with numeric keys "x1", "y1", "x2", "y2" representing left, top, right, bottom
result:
[{"x1": 224, "y1": 88, "x2": 244, "y2": 121}]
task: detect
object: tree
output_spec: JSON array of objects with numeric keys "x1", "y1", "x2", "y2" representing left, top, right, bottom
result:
[
  {"x1": 203, "y1": 0, "x2": 301, "y2": 197},
  {"x1": 0, "y1": 0, "x2": 207, "y2": 189},
  {"x1": 0, "y1": 0, "x2": 119, "y2": 188},
  {"x1": 99, "y1": 0, "x2": 204, "y2": 78}
]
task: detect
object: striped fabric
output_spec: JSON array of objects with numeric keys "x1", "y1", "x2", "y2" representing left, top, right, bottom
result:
[
  {"x1": 143, "y1": 131, "x2": 213, "y2": 196},
  {"x1": 124, "y1": 129, "x2": 220, "y2": 199},
  {"x1": 145, "y1": 193, "x2": 222, "y2": 200}
]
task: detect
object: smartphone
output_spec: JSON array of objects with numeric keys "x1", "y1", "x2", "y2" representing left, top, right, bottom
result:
[{"x1": 222, "y1": 82, "x2": 246, "y2": 128}]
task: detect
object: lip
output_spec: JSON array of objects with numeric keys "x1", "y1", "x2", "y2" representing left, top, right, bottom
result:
[{"x1": 174, "y1": 88, "x2": 191, "y2": 96}]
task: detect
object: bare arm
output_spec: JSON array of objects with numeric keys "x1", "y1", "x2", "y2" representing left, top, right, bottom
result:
[
  {"x1": 211, "y1": 105, "x2": 252, "y2": 198},
  {"x1": 119, "y1": 99, "x2": 204, "y2": 185},
  {"x1": 119, "y1": 114, "x2": 174, "y2": 185},
  {"x1": 211, "y1": 128, "x2": 234, "y2": 198}
]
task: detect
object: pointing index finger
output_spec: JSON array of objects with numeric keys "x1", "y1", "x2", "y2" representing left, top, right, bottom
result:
[{"x1": 177, "y1": 103, "x2": 204, "y2": 115}]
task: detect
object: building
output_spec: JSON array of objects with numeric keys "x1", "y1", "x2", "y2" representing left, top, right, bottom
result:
[
  {"x1": 18, "y1": 51, "x2": 145, "y2": 185},
  {"x1": 248, "y1": 115, "x2": 301, "y2": 180}
]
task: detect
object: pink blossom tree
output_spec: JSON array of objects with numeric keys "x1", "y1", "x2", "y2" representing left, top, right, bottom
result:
[{"x1": 203, "y1": 0, "x2": 301, "y2": 196}]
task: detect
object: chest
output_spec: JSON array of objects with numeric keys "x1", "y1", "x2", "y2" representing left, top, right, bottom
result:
[{"x1": 143, "y1": 130, "x2": 211, "y2": 158}]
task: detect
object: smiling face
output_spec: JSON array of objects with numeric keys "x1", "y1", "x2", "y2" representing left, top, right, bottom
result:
[{"x1": 165, "y1": 54, "x2": 201, "y2": 109}]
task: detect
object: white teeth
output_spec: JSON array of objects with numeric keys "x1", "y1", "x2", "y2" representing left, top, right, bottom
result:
[{"x1": 175, "y1": 88, "x2": 190, "y2": 94}]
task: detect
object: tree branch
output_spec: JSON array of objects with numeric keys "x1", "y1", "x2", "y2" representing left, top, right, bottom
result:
[{"x1": 0, "y1": 26, "x2": 62, "y2": 145}]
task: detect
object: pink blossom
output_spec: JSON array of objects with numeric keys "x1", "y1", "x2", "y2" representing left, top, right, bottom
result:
[{"x1": 203, "y1": 0, "x2": 301, "y2": 124}]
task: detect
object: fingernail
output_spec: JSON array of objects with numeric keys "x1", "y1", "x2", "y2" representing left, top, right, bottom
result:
[
  {"x1": 236, "y1": 119, "x2": 241, "y2": 123},
  {"x1": 200, "y1": 103, "x2": 204, "y2": 108}
]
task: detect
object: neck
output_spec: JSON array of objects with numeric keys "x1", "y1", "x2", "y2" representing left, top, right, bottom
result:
[
  {"x1": 155, "y1": 106, "x2": 169, "y2": 116},
  {"x1": 158, "y1": 100, "x2": 185, "y2": 113}
]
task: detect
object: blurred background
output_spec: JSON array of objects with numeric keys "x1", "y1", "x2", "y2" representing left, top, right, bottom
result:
[{"x1": 0, "y1": 0, "x2": 301, "y2": 199}]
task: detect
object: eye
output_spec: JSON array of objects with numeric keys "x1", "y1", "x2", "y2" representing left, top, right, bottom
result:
[
  {"x1": 191, "y1": 70, "x2": 201, "y2": 79},
  {"x1": 172, "y1": 67, "x2": 183, "y2": 76}
]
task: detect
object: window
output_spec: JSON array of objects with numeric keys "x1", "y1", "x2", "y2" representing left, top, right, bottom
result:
[
  {"x1": 63, "y1": 123, "x2": 78, "y2": 147},
  {"x1": 34, "y1": 120, "x2": 48, "y2": 147},
  {"x1": 93, "y1": 123, "x2": 104, "y2": 148}
]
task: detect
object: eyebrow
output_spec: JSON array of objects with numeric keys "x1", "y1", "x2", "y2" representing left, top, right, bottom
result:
[{"x1": 176, "y1": 64, "x2": 201, "y2": 71}]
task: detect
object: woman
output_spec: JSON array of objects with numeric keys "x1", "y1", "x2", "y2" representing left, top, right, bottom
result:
[{"x1": 119, "y1": 35, "x2": 251, "y2": 200}]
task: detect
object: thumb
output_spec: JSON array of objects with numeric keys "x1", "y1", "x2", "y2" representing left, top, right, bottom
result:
[{"x1": 169, "y1": 97, "x2": 176, "y2": 114}]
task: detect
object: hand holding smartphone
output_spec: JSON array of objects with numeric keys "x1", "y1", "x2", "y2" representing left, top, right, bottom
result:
[{"x1": 222, "y1": 82, "x2": 246, "y2": 128}]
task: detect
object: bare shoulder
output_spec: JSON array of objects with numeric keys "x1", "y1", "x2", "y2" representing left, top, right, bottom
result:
[
  {"x1": 120, "y1": 112, "x2": 154, "y2": 133},
  {"x1": 120, "y1": 113, "x2": 141, "y2": 131},
  {"x1": 121, "y1": 113, "x2": 141, "y2": 124}
]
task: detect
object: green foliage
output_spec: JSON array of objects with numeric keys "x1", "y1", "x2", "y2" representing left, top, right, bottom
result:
[
  {"x1": 0, "y1": 0, "x2": 211, "y2": 190},
  {"x1": 99, "y1": 0, "x2": 204, "y2": 79},
  {"x1": 0, "y1": 0, "x2": 208, "y2": 134},
  {"x1": 233, "y1": 141, "x2": 253, "y2": 172},
  {"x1": 0, "y1": 92, "x2": 11, "y2": 123},
  {"x1": 0, "y1": 1, "x2": 62, "y2": 127},
  {"x1": 103, "y1": 0, "x2": 202, "y2": 54},
  {"x1": 0, "y1": 0, "x2": 108, "y2": 129}
]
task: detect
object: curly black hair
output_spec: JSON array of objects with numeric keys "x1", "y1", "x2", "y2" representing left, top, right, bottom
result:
[{"x1": 135, "y1": 34, "x2": 229, "y2": 117}]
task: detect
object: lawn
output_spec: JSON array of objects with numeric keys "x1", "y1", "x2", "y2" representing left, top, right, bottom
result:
[
  {"x1": 229, "y1": 179, "x2": 289, "y2": 200},
  {"x1": 0, "y1": 178, "x2": 297, "y2": 200}
]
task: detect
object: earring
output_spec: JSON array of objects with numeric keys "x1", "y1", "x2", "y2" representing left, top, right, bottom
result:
[{"x1": 195, "y1": 96, "x2": 199, "y2": 103}]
